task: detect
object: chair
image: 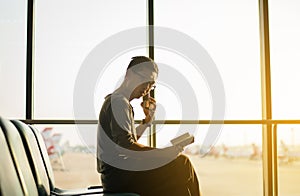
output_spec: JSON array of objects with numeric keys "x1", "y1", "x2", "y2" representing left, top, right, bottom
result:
[
  {"x1": 0, "y1": 117, "x2": 39, "y2": 196},
  {"x1": 11, "y1": 120, "x2": 53, "y2": 195},
  {"x1": 0, "y1": 125, "x2": 24, "y2": 195}
]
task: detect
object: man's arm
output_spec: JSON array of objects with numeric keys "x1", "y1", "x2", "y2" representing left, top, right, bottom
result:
[{"x1": 135, "y1": 122, "x2": 150, "y2": 140}]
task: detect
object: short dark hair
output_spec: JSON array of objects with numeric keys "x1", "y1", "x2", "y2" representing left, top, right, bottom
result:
[
  {"x1": 126, "y1": 56, "x2": 158, "y2": 74},
  {"x1": 127, "y1": 56, "x2": 152, "y2": 70}
]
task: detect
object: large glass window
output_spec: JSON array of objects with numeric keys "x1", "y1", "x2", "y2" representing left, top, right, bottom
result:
[
  {"x1": 269, "y1": 0, "x2": 300, "y2": 119},
  {"x1": 3, "y1": 0, "x2": 299, "y2": 194},
  {"x1": 0, "y1": 0, "x2": 27, "y2": 118},
  {"x1": 34, "y1": 0, "x2": 147, "y2": 119},
  {"x1": 155, "y1": 0, "x2": 261, "y2": 120}
]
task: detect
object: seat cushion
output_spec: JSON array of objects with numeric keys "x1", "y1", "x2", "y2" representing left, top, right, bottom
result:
[
  {"x1": 12, "y1": 120, "x2": 51, "y2": 195},
  {"x1": 0, "y1": 126, "x2": 24, "y2": 196}
]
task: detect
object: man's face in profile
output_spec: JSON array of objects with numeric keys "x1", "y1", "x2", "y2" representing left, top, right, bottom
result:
[{"x1": 133, "y1": 81, "x2": 155, "y2": 98}]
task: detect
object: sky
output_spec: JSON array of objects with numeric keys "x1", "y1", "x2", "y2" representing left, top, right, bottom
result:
[{"x1": 1, "y1": 0, "x2": 300, "y2": 147}]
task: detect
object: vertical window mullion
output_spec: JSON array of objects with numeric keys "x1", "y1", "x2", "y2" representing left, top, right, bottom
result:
[
  {"x1": 258, "y1": 0, "x2": 277, "y2": 195},
  {"x1": 26, "y1": 0, "x2": 35, "y2": 120},
  {"x1": 147, "y1": 0, "x2": 156, "y2": 147}
]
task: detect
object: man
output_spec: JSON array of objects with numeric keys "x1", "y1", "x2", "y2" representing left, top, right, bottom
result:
[{"x1": 97, "y1": 56, "x2": 200, "y2": 196}]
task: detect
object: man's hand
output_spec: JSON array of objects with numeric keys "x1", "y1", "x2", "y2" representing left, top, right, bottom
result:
[{"x1": 141, "y1": 97, "x2": 156, "y2": 124}]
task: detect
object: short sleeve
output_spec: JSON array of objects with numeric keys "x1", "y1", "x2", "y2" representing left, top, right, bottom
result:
[{"x1": 110, "y1": 95, "x2": 135, "y2": 148}]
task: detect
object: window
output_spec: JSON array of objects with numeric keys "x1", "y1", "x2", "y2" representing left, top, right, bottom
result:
[
  {"x1": 269, "y1": 0, "x2": 300, "y2": 119},
  {"x1": 3, "y1": 0, "x2": 299, "y2": 194},
  {"x1": 34, "y1": 0, "x2": 147, "y2": 119},
  {"x1": 0, "y1": 0, "x2": 26, "y2": 118},
  {"x1": 155, "y1": 0, "x2": 261, "y2": 120}
]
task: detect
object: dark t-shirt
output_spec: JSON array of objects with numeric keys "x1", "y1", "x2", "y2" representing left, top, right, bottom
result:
[{"x1": 97, "y1": 93, "x2": 137, "y2": 175}]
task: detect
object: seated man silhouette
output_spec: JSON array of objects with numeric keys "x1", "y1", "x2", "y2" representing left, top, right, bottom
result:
[{"x1": 97, "y1": 56, "x2": 201, "y2": 196}]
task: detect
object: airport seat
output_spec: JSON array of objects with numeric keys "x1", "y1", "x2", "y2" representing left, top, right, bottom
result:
[
  {"x1": 11, "y1": 119, "x2": 57, "y2": 195},
  {"x1": 11, "y1": 119, "x2": 140, "y2": 196},
  {"x1": 0, "y1": 125, "x2": 24, "y2": 196},
  {"x1": 0, "y1": 117, "x2": 39, "y2": 196}
]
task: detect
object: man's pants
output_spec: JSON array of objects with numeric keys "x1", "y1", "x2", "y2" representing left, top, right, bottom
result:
[{"x1": 101, "y1": 154, "x2": 201, "y2": 196}]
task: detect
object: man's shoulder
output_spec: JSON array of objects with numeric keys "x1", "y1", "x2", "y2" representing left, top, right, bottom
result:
[{"x1": 101, "y1": 93, "x2": 131, "y2": 116}]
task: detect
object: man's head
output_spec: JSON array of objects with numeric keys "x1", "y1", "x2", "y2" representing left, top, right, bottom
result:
[
  {"x1": 125, "y1": 56, "x2": 158, "y2": 99},
  {"x1": 126, "y1": 56, "x2": 158, "y2": 80}
]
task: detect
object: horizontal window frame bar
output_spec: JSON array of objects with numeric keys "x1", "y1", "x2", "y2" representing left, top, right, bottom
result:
[{"x1": 20, "y1": 119, "x2": 300, "y2": 125}]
